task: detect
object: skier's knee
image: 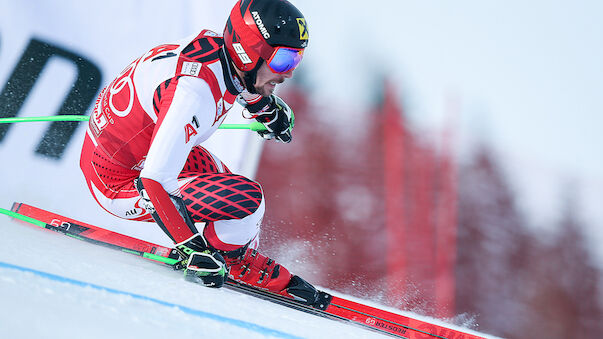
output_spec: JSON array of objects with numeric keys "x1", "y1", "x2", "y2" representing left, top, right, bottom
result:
[
  {"x1": 203, "y1": 197, "x2": 265, "y2": 251},
  {"x1": 183, "y1": 173, "x2": 263, "y2": 221}
]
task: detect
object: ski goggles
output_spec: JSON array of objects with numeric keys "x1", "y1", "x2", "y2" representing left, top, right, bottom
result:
[{"x1": 266, "y1": 47, "x2": 304, "y2": 74}]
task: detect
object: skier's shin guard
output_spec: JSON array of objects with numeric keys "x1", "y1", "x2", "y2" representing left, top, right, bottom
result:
[{"x1": 134, "y1": 177, "x2": 200, "y2": 243}]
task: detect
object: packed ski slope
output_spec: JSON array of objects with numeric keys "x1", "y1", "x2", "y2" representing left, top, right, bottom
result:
[
  {"x1": 0, "y1": 218, "x2": 373, "y2": 339},
  {"x1": 0, "y1": 217, "x2": 495, "y2": 339}
]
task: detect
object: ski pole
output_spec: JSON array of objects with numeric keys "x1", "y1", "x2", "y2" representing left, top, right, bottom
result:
[
  {"x1": 0, "y1": 115, "x2": 266, "y2": 131},
  {"x1": 0, "y1": 207, "x2": 46, "y2": 228},
  {"x1": 0, "y1": 207, "x2": 180, "y2": 266}
]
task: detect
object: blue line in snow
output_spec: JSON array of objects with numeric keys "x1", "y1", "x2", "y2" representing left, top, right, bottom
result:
[{"x1": 0, "y1": 261, "x2": 304, "y2": 339}]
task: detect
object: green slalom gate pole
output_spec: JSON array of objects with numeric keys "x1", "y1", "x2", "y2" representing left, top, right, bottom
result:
[
  {"x1": 0, "y1": 207, "x2": 46, "y2": 228},
  {"x1": 0, "y1": 115, "x2": 266, "y2": 131},
  {"x1": 0, "y1": 207, "x2": 179, "y2": 266}
]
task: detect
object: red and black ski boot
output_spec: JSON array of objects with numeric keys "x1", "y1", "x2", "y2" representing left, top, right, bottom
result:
[
  {"x1": 224, "y1": 246, "x2": 292, "y2": 293},
  {"x1": 223, "y1": 246, "x2": 328, "y2": 307}
]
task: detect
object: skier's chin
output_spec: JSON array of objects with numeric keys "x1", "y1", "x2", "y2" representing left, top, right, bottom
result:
[{"x1": 254, "y1": 83, "x2": 276, "y2": 97}]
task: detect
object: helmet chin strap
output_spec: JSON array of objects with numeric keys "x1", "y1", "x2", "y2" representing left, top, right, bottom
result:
[{"x1": 242, "y1": 59, "x2": 264, "y2": 95}]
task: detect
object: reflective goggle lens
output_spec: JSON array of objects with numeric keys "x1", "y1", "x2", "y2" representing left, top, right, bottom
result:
[{"x1": 267, "y1": 47, "x2": 304, "y2": 74}]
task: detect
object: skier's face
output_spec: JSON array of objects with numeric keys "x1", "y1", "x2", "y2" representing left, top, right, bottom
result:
[{"x1": 253, "y1": 62, "x2": 293, "y2": 96}]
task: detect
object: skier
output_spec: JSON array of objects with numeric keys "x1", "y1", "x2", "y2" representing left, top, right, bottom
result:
[{"x1": 79, "y1": 0, "x2": 317, "y2": 303}]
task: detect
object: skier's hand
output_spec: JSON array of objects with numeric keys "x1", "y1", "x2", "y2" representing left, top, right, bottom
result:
[{"x1": 240, "y1": 95, "x2": 294, "y2": 143}]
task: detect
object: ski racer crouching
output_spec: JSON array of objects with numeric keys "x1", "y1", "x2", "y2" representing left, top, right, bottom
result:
[{"x1": 79, "y1": 0, "x2": 317, "y2": 304}]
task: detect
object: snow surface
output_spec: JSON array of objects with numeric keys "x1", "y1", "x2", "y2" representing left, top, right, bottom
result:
[{"x1": 0, "y1": 218, "x2": 496, "y2": 339}]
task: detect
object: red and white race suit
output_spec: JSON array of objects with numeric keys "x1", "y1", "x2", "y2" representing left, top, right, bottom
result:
[{"x1": 80, "y1": 30, "x2": 264, "y2": 251}]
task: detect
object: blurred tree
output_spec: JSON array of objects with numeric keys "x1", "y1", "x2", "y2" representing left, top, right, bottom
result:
[
  {"x1": 456, "y1": 143, "x2": 531, "y2": 337},
  {"x1": 518, "y1": 187, "x2": 603, "y2": 338},
  {"x1": 456, "y1": 144, "x2": 603, "y2": 338}
]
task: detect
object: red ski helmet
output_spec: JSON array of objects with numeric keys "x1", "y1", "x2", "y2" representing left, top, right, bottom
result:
[{"x1": 224, "y1": 0, "x2": 309, "y2": 75}]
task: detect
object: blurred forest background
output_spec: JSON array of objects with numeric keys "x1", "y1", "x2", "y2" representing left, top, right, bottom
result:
[{"x1": 257, "y1": 81, "x2": 603, "y2": 338}]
